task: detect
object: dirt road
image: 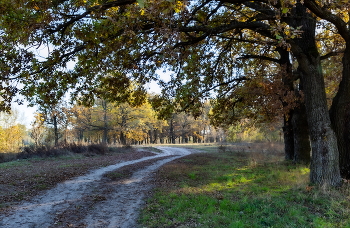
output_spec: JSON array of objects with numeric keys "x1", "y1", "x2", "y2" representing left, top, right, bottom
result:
[{"x1": 0, "y1": 147, "x2": 193, "y2": 228}]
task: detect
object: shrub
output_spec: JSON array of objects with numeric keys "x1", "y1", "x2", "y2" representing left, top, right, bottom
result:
[
  {"x1": 0, "y1": 153, "x2": 17, "y2": 163},
  {"x1": 87, "y1": 144, "x2": 107, "y2": 155},
  {"x1": 67, "y1": 143, "x2": 88, "y2": 154},
  {"x1": 3, "y1": 143, "x2": 111, "y2": 163}
]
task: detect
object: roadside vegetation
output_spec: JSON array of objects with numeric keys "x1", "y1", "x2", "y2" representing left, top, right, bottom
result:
[{"x1": 140, "y1": 144, "x2": 350, "y2": 228}]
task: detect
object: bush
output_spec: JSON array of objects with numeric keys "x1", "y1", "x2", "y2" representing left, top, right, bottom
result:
[
  {"x1": 0, "y1": 153, "x2": 17, "y2": 163},
  {"x1": 2, "y1": 143, "x2": 111, "y2": 163},
  {"x1": 87, "y1": 144, "x2": 107, "y2": 155},
  {"x1": 67, "y1": 143, "x2": 88, "y2": 154},
  {"x1": 16, "y1": 146, "x2": 70, "y2": 159}
]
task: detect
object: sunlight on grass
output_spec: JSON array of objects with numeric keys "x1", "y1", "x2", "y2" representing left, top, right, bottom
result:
[
  {"x1": 176, "y1": 175, "x2": 255, "y2": 194},
  {"x1": 173, "y1": 162, "x2": 310, "y2": 197},
  {"x1": 140, "y1": 147, "x2": 350, "y2": 228}
]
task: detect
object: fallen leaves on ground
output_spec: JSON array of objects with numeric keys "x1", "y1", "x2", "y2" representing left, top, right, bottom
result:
[{"x1": 0, "y1": 149, "x2": 155, "y2": 212}]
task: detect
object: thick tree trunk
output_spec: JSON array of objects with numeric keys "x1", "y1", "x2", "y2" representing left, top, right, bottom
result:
[
  {"x1": 279, "y1": 48, "x2": 310, "y2": 163},
  {"x1": 148, "y1": 130, "x2": 153, "y2": 144},
  {"x1": 153, "y1": 128, "x2": 158, "y2": 144},
  {"x1": 292, "y1": 98, "x2": 311, "y2": 164},
  {"x1": 289, "y1": 2, "x2": 341, "y2": 186},
  {"x1": 279, "y1": 49, "x2": 295, "y2": 161},
  {"x1": 102, "y1": 128, "x2": 108, "y2": 145},
  {"x1": 283, "y1": 114, "x2": 295, "y2": 160},
  {"x1": 330, "y1": 47, "x2": 350, "y2": 179},
  {"x1": 120, "y1": 131, "x2": 126, "y2": 145},
  {"x1": 291, "y1": 68, "x2": 311, "y2": 164}
]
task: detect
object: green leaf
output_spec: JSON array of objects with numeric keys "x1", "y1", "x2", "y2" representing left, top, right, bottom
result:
[
  {"x1": 137, "y1": 0, "x2": 145, "y2": 8},
  {"x1": 275, "y1": 34, "x2": 283, "y2": 40},
  {"x1": 281, "y1": 7, "x2": 289, "y2": 14}
]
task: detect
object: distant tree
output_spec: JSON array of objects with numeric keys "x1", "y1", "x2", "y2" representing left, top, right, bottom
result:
[
  {"x1": 113, "y1": 101, "x2": 158, "y2": 145},
  {"x1": 0, "y1": 110, "x2": 26, "y2": 153},
  {"x1": 31, "y1": 113, "x2": 46, "y2": 147},
  {"x1": 69, "y1": 105, "x2": 94, "y2": 143},
  {"x1": 38, "y1": 101, "x2": 68, "y2": 146}
]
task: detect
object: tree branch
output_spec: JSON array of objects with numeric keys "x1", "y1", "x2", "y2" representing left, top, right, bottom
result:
[
  {"x1": 48, "y1": 0, "x2": 136, "y2": 34},
  {"x1": 237, "y1": 54, "x2": 280, "y2": 63},
  {"x1": 320, "y1": 51, "x2": 343, "y2": 60},
  {"x1": 304, "y1": 0, "x2": 350, "y2": 42},
  {"x1": 179, "y1": 20, "x2": 273, "y2": 39}
]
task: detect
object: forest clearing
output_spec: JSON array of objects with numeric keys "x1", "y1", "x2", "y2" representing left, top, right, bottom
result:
[{"x1": 0, "y1": 144, "x2": 349, "y2": 227}]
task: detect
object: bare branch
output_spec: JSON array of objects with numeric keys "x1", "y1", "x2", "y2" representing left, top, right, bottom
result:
[
  {"x1": 320, "y1": 51, "x2": 343, "y2": 60},
  {"x1": 48, "y1": 0, "x2": 136, "y2": 34},
  {"x1": 238, "y1": 54, "x2": 280, "y2": 63},
  {"x1": 304, "y1": 0, "x2": 350, "y2": 41}
]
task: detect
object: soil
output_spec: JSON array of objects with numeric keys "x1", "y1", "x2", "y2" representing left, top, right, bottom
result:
[{"x1": 0, "y1": 147, "x2": 194, "y2": 228}]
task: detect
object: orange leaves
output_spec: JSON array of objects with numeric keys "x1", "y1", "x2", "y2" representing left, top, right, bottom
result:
[{"x1": 305, "y1": 185, "x2": 314, "y2": 192}]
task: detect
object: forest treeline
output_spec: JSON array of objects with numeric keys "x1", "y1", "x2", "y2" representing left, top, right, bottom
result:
[
  {"x1": 0, "y1": 97, "x2": 281, "y2": 156},
  {"x1": 31, "y1": 98, "x2": 225, "y2": 146}
]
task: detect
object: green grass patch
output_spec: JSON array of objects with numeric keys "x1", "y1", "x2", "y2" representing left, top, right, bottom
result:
[
  {"x1": 34, "y1": 184, "x2": 48, "y2": 190},
  {"x1": 140, "y1": 149, "x2": 350, "y2": 228},
  {"x1": 0, "y1": 160, "x2": 31, "y2": 169}
]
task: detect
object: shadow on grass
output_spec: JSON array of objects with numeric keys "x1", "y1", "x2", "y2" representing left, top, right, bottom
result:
[{"x1": 140, "y1": 150, "x2": 350, "y2": 228}]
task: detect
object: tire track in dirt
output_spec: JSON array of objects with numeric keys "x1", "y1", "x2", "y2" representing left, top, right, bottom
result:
[{"x1": 0, "y1": 147, "x2": 192, "y2": 228}]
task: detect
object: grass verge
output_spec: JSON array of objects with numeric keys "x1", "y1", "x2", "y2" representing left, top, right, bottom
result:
[{"x1": 140, "y1": 146, "x2": 350, "y2": 228}]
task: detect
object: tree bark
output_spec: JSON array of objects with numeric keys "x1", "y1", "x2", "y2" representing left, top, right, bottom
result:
[
  {"x1": 303, "y1": 0, "x2": 350, "y2": 180},
  {"x1": 292, "y1": 97, "x2": 311, "y2": 164},
  {"x1": 120, "y1": 131, "x2": 126, "y2": 145},
  {"x1": 289, "y1": 2, "x2": 341, "y2": 186},
  {"x1": 279, "y1": 48, "x2": 295, "y2": 161},
  {"x1": 283, "y1": 114, "x2": 295, "y2": 160},
  {"x1": 279, "y1": 48, "x2": 310, "y2": 163},
  {"x1": 330, "y1": 47, "x2": 350, "y2": 179},
  {"x1": 153, "y1": 128, "x2": 158, "y2": 144}
]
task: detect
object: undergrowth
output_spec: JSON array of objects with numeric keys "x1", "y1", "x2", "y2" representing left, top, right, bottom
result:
[
  {"x1": 0, "y1": 143, "x2": 136, "y2": 163},
  {"x1": 140, "y1": 146, "x2": 350, "y2": 228}
]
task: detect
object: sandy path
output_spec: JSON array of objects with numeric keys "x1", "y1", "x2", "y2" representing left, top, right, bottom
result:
[{"x1": 0, "y1": 147, "x2": 192, "y2": 228}]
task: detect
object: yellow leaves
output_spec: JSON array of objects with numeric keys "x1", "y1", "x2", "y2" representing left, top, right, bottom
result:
[
  {"x1": 125, "y1": 128, "x2": 147, "y2": 141},
  {"x1": 140, "y1": 8, "x2": 145, "y2": 15},
  {"x1": 0, "y1": 111, "x2": 26, "y2": 153},
  {"x1": 174, "y1": 1, "x2": 184, "y2": 13}
]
